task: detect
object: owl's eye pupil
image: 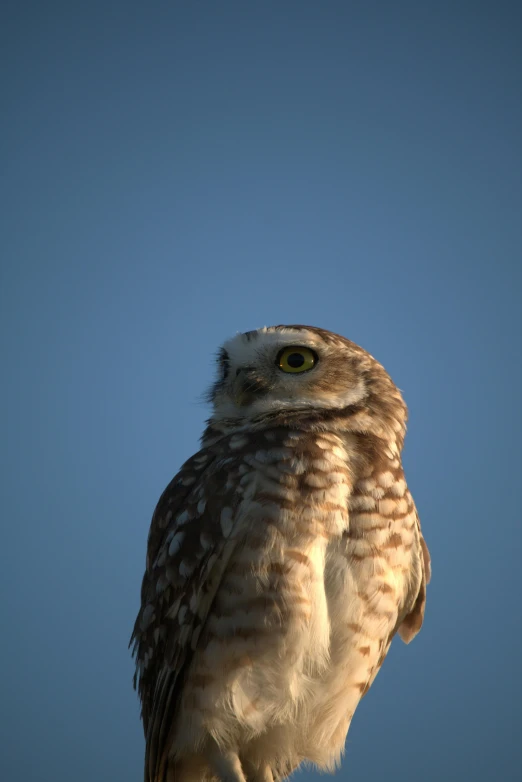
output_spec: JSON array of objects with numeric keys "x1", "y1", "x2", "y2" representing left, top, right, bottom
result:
[{"x1": 287, "y1": 353, "x2": 305, "y2": 368}]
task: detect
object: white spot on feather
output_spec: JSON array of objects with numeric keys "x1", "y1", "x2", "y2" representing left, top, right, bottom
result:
[
  {"x1": 200, "y1": 531, "x2": 213, "y2": 550},
  {"x1": 176, "y1": 510, "x2": 191, "y2": 526},
  {"x1": 179, "y1": 559, "x2": 195, "y2": 579},
  {"x1": 220, "y1": 507, "x2": 234, "y2": 537},
  {"x1": 154, "y1": 548, "x2": 167, "y2": 568},
  {"x1": 390, "y1": 479, "x2": 406, "y2": 497},
  {"x1": 166, "y1": 593, "x2": 184, "y2": 619},
  {"x1": 168, "y1": 531, "x2": 185, "y2": 557},
  {"x1": 155, "y1": 573, "x2": 169, "y2": 594},
  {"x1": 378, "y1": 471, "x2": 395, "y2": 488},
  {"x1": 189, "y1": 591, "x2": 198, "y2": 612},
  {"x1": 229, "y1": 434, "x2": 249, "y2": 449},
  {"x1": 140, "y1": 604, "x2": 155, "y2": 631}
]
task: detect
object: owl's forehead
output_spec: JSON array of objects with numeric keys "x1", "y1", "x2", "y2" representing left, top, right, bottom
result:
[{"x1": 221, "y1": 326, "x2": 331, "y2": 365}]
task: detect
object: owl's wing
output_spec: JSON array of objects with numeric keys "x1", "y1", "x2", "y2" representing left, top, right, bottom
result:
[
  {"x1": 364, "y1": 509, "x2": 431, "y2": 694},
  {"x1": 130, "y1": 447, "x2": 242, "y2": 782},
  {"x1": 397, "y1": 511, "x2": 431, "y2": 643}
]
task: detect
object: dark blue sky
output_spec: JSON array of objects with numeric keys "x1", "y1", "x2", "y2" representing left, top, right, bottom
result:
[{"x1": 1, "y1": 2, "x2": 520, "y2": 781}]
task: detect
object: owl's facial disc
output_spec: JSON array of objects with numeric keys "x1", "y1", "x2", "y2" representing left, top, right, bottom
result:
[{"x1": 208, "y1": 326, "x2": 370, "y2": 423}]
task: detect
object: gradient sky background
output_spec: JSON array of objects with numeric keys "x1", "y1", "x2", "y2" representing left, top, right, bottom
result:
[{"x1": 1, "y1": 2, "x2": 521, "y2": 781}]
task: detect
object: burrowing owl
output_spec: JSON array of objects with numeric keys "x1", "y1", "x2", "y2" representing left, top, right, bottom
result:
[{"x1": 131, "y1": 325, "x2": 430, "y2": 782}]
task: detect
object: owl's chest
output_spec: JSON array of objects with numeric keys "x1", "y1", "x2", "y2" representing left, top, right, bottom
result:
[
  {"x1": 214, "y1": 527, "x2": 331, "y2": 651},
  {"x1": 210, "y1": 438, "x2": 354, "y2": 667}
]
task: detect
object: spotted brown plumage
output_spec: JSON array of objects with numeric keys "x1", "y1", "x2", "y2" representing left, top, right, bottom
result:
[{"x1": 131, "y1": 325, "x2": 431, "y2": 782}]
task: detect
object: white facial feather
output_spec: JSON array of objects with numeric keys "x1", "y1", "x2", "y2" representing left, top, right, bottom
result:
[{"x1": 212, "y1": 326, "x2": 367, "y2": 421}]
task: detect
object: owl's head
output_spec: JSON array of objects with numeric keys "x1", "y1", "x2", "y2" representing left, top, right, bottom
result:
[{"x1": 206, "y1": 326, "x2": 406, "y2": 435}]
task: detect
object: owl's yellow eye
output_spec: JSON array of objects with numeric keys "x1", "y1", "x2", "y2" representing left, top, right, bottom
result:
[{"x1": 277, "y1": 346, "x2": 317, "y2": 374}]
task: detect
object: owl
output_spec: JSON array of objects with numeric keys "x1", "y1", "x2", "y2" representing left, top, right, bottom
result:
[{"x1": 131, "y1": 325, "x2": 431, "y2": 782}]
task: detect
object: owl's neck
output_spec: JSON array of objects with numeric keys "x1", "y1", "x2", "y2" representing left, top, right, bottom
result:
[{"x1": 201, "y1": 400, "x2": 405, "y2": 451}]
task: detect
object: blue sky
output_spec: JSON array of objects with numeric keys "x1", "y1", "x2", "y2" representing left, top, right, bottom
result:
[{"x1": 1, "y1": 2, "x2": 521, "y2": 781}]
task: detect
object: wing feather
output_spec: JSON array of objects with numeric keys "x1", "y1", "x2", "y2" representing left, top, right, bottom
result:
[
  {"x1": 398, "y1": 510, "x2": 431, "y2": 644},
  {"x1": 130, "y1": 447, "x2": 243, "y2": 782}
]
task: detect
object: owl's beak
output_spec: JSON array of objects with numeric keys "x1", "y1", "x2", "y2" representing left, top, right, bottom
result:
[
  {"x1": 234, "y1": 388, "x2": 250, "y2": 407},
  {"x1": 234, "y1": 368, "x2": 253, "y2": 406},
  {"x1": 233, "y1": 367, "x2": 268, "y2": 407}
]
